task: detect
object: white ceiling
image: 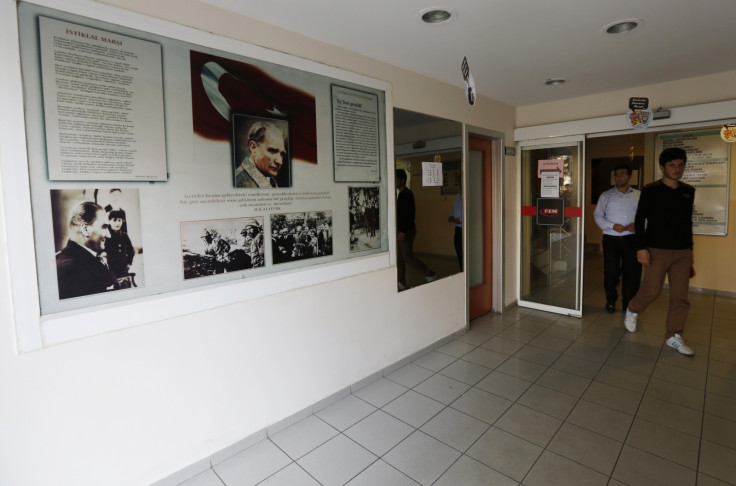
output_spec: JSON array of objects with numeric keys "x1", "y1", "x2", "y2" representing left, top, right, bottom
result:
[{"x1": 201, "y1": 0, "x2": 736, "y2": 107}]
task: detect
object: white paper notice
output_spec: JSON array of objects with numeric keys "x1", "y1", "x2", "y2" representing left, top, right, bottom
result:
[
  {"x1": 422, "y1": 162, "x2": 443, "y2": 186},
  {"x1": 540, "y1": 171, "x2": 560, "y2": 197},
  {"x1": 331, "y1": 85, "x2": 380, "y2": 182},
  {"x1": 39, "y1": 17, "x2": 167, "y2": 181}
]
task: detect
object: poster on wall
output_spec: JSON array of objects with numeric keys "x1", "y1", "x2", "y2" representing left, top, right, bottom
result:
[
  {"x1": 39, "y1": 17, "x2": 167, "y2": 181},
  {"x1": 180, "y1": 216, "x2": 264, "y2": 279},
  {"x1": 349, "y1": 186, "x2": 380, "y2": 252},
  {"x1": 331, "y1": 85, "x2": 381, "y2": 182},
  {"x1": 655, "y1": 129, "x2": 730, "y2": 236},
  {"x1": 17, "y1": 1, "x2": 388, "y2": 330},
  {"x1": 51, "y1": 188, "x2": 144, "y2": 299}
]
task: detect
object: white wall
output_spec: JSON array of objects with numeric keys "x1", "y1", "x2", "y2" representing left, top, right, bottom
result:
[{"x1": 0, "y1": 1, "x2": 516, "y2": 485}]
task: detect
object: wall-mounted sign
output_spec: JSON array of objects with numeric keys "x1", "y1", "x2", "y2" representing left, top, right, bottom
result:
[
  {"x1": 721, "y1": 124, "x2": 736, "y2": 142},
  {"x1": 460, "y1": 56, "x2": 476, "y2": 106},
  {"x1": 626, "y1": 97, "x2": 652, "y2": 130},
  {"x1": 537, "y1": 159, "x2": 563, "y2": 178},
  {"x1": 422, "y1": 161, "x2": 443, "y2": 186},
  {"x1": 536, "y1": 197, "x2": 564, "y2": 226}
]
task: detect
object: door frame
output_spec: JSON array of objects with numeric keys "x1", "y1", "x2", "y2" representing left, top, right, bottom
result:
[
  {"x1": 464, "y1": 126, "x2": 505, "y2": 322},
  {"x1": 517, "y1": 135, "x2": 586, "y2": 317}
]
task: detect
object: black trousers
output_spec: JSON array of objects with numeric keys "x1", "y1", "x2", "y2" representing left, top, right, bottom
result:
[
  {"x1": 602, "y1": 234, "x2": 642, "y2": 307},
  {"x1": 454, "y1": 226, "x2": 463, "y2": 271}
]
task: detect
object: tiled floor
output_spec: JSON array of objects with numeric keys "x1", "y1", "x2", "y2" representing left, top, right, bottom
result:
[{"x1": 179, "y1": 256, "x2": 736, "y2": 486}]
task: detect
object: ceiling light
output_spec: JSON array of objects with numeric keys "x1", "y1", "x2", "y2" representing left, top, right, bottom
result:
[
  {"x1": 602, "y1": 18, "x2": 643, "y2": 35},
  {"x1": 418, "y1": 7, "x2": 455, "y2": 25},
  {"x1": 545, "y1": 78, "x2": 566, "y2": 86}
]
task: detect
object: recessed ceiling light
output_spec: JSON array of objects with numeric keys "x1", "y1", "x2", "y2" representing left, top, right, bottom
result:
[
  {"x1": 418, "y1": 7, "x2": 456, "y2": 25},
  {"x1": 545, "y1": 78, "x2": 566, "y2": 86},
  {"x1": 602, "y1": 18, "x2": 643, "y2": 35}
]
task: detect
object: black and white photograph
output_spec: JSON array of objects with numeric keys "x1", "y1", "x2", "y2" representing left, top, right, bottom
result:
[
  {"x1": 232, "y1": 114, "x2": 291, "y2": 188},
  {"x1": 181, "y1": 216, "x2": 265, "y2": 280},
  {"x1": 271, "y1": 211, "x2": 332, "y2": 264},
  {"x1": 51, "y1": 188, "x2": 144, "y2": 300},
  {"x1": 349, "y1": 186, "x2": 380, "y2": 252}
]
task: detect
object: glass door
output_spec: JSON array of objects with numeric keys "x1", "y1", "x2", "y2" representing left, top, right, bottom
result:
[{"x1": 518, "y1": 136, "x2": 584, "y2": 316}]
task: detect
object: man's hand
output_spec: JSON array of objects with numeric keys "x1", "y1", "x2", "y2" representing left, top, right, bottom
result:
[
  {"x1": 637, "y1": 249, "x2": 650, "y2": 265},
  {"x1": 612, "y1": 223, "x2": 625, "y2": 233},
  {"x1": 624, "y1": 223, "x2": 635, "y2": 232}
]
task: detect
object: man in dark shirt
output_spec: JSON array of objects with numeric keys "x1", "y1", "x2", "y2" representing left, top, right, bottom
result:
[
  {"x1": 624, "y1": 147, "x2": 696, "y2": 356},
  {"x1": 396, "y1": 169, "x2": 436, "y2": 290}
]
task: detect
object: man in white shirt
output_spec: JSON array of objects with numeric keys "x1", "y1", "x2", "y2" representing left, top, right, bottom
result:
[{"x1": 594, "y1": 165, "x2": 642, "y2": 313}]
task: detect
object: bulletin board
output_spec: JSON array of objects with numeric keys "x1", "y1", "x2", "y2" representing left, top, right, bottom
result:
[
  {"x1": 655, "y1": 129, "x2": 730, "y2": 236},
  {"x1": 8, "y1": 0, "x2": 392, "y2": 350}
]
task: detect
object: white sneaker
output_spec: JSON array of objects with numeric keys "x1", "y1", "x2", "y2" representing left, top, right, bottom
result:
[
  {"x1": 665, "y1": 334, "x2": 695, "y2": 356},
  {"x1": 624, "y1": 308, "x2": 638, "y2": 332}
]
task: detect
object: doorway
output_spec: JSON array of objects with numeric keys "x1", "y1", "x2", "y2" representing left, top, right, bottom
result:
[{"x1": 468, "y1": 136, "x2": 493, "y2": 319}]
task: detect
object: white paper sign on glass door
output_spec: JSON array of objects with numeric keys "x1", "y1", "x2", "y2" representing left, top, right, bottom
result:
[{"x1": 39, "y1": 16, "x2": 167, "y2": 181}]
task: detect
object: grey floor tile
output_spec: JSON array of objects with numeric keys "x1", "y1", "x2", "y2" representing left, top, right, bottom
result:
[
  {"x1": 705, "y1": 392, "x2": 736, "y2": 422},
  {"x1": 344, "y1": 460, "x2": 420, "y2": 486},
  {"x1": 480, "y1": 336, "x2": 526, "y2": 355},
  {"x1": 179, "y1": 469, "x2": 225, "y2": 486},
  {"x1": 547, "y1": 422, "x2": 622, "y2": 475},
  {"x1": 652, "y1": 361, "x2": 707, "y2": 390},
  {"x1": 535, "y1": 367, "x2": 591, "y2": 397},
  {"x1": 645, "y1": 377, "x2": 705, "y2": 411},
  {"x1": 439, "y1": 359, "x2": 492, "y2": 385},
  {"x1": 213, "y1": 440, "x2": 292, "y2": 486},
  {"x1": 345, "y1": 410, "x2": 414, "y2": 456},
  {"x1": 698, "y1": 440, "x2": 736, "y2": 485},
  {"x1": 566, "y1": 399, "x2": 634, "y2": 442},
  {"x1": 412, "y1": 350, "x2": 457, "y2": 372},
  {"x1": 594, "y1": 364, "x2": 649, "y2": 393},
  {"x1": 517, "y1": 384, "x2": 578, "y2": 420},
  {"x1": 696, "y1": 472, "x2": 735, "y2": 486},
  {"x1": 450, "y1": 386, "x2": 513, "y2": 424},
  {"x1": 297, "y1": 435, "x2": 376, "y2": 486},
  {"x1": 496, "y1": 357, "x2": 547, "y2": 382},
  {"x1": 269, "y1": 415, "x2": 338, "y2": 460},
  {"x1": 494, "y1": 403, "x2": 562, "y2": 447},
  {"x1": 461, "y1": 347, "x2": 509, "y2": 369},
  {"x1": 583, "y1": 381, "x2": 642, "y2": 415},
  {"x1": 626, "y1": 418, "x2": 700, "y2": 469},
  {"x1": 420, "y1": 406, "x2": 489, "y2": 452},
  {"x1": 315, "y1": 394, "x2": 377, "y2": 431},
  {"x1": 474, "y1": 370, "x2": 533, "y2": 401},
  {"x1": 636, "y1": 395, "x2": 702, "y2": 437},
  {"x1": 514, "y1": 344, "x2": 560, "y2": 366},
  {"x1": 435, "y1": 339, "x2": 476, "y2": 358},
  {"x1": 528, "y1": 333, "x2": 573, "y2": 353},
  {"x1": 612, "y1": 445, "x2": 697, "y2": 486},
  {"x1": 703, "y1": 413, "x2": 736, "y2": 449},
  {"x1": 413, "y1": 373, "x2": 470, "y2": 405},
  {"x1": 497, "y1": 327, "x2": 539, "y2": 344},
  {"x1": 522, "y1": 450, "x2": 608, "y2": 486},
  {"x1": 550, "y1": 354, "x2": 601, "y2": 379},
  {"x1": 605, "y1": 351, "x2": 657, "y2": 376},
  {"x1": 382, "y1": 389, "x2": 445, "y2": 428},
  {"x1": 434, "y1": 455, "x2": 518, "y2": 486},
  {"x1": 258, "y1": 463, "x2": 321, "y2": 485},
  {"x1": 383, "y1": 431, "x2": 461, "y2": 486},
  {"x1": 466, "y1": 427, "x2": 542, "y2": 482},
  {"x1": 457, "y1": 329, "x2": 494, "y2": 346},
  {"x1": 707, "y1": 375, "x2": 736, "y2": 400},
  {"x1": 353, "y1": 377, "x2": 408, "y2": 408},
  {"x1": 385, "y1": 363, "x2": 435, "y2": 388}
]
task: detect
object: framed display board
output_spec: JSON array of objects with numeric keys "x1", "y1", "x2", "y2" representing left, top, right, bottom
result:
[
  {"x1": 7, "y1": 0, "x2": 392, "y2": 351},
  {"x1": 655, "y1": 129, "x2": 730, "y2": 236}
]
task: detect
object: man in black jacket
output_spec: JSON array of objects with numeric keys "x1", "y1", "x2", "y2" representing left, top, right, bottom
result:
[
  {"x1": 396, "y1": 169, "x2": 437, "y2": 290},
  {"x1": 624, "y1": 147, "x2": 696, "y2": 356}
]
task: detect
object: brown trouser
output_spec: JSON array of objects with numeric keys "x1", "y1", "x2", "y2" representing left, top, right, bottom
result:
[{"x1": 628, "y1": 248, "x2": 692, "y2": 338}]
